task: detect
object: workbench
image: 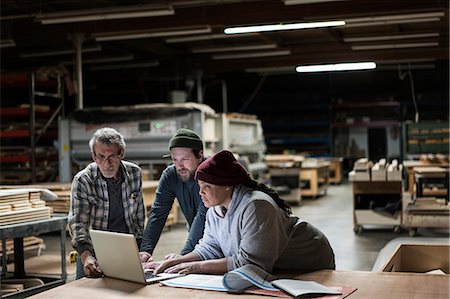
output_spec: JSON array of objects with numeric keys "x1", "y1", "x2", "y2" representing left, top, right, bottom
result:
[
  {"x1": 403, "y1": 160, "x2": 449, "y2": 197},
  {"x1": 300, "y1": 162, "x2": 330, "y2": 198},
  {"x1": 327, "y1": 157, "x2": 343, "y2": 184},
  {"x1": 352, "y1": 181, "x2": 402, "y2": 234},
  {"x1": 142, "y1": 180, "x2": 178, "y2": 228},
  {"x1": 0, "y1": 216, "x2": 68, "y2": 298},
  {"x1": 26, "y1": 269, "x2": 449, "y2": 299}
]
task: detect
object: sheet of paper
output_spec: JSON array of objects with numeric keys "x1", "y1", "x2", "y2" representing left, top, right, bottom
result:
[{"x1": 161, "y1": 274, "x2": 227, "y2": 291}]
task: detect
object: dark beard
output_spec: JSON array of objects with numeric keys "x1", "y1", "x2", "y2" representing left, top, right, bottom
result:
[{"x1": 177, "y1": 168, "x2": 194, "y2": 182}]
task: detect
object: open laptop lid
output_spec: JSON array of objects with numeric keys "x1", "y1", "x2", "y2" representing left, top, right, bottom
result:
[{"x1": 90, "y1": 229, "x2": 181, "y2": 284}]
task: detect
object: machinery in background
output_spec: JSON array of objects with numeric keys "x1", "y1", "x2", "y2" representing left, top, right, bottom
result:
[{"x1": 58, "y1": 102, "x2": 266, "y2": 181}]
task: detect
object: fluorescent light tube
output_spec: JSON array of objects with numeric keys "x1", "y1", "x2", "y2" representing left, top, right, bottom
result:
[
  {"x1": 61, "y1": 54, "x2": 134, "y2": 65},
  {"x1": 343, "y1": 33, "x2": 439, "y2": 42},
  {"x1": 296, "y1": 62, "x2": 376, "y2": 73},
  {"x1": 212, "y1": 50, "x2": 291, "y2": 60},
  {"x1": 192, "y1": 43, "x2": 277, "y2": 53},
  {"x1": 344, "y1": 17, "x2": 441, "y2": 28},
  {"x1": 38, "y1": 5, "x2": 174, "y2": 24},
  {"x1": 224, "y1": 20, "x2": 345, "y2": 34},
  {"x1": 94, "y1": 26, "x2": 212, "y2": 42},
  {"x1": 284, "y1": 0, "x2": 347, "y2": 4},
  {"x1": 0, "y1": 39, "x2": 16, "y2": 48},
  {"x1": 166, "y1": 33, "x2": 256, "y2": 43},
  {"x1": 352, "y1": 42, "x2": 438, "y2": 50},
  {"x1": 21, "y1": 45, "x2": 102, "y2": 58},
  {"x1": 90, "y1": 61, "x2": 159, "y2": 71},
  {"x1": 345, "y1": 11, "x2": 445, "y2": 23}
]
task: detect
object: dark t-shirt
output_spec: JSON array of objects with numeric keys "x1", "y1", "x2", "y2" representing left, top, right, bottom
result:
[{"x1": 105, "y1": 171, "x2": 129, "y2": 234}]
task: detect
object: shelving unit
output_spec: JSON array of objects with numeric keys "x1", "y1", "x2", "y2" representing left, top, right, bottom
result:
[
  {"x1": 253, "y1": 99, "x2": 330, "y2": 155},
  {"x1": 403, "y1": 121, "x2": 449, "y2": 159},
  {"x1": 352, "y1": 181, "x2": 402, "y2": 234},
  {"x1": 0, "y1": 71, "x2": 64, "y2": 184},
  {"x1": 330, "y1": 101, "x2": 402, "y2": 169}
]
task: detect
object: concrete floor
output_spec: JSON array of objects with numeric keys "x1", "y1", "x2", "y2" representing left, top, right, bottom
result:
[{"x1": 38, "y1": 180, "x2": 449, "y2": 281}]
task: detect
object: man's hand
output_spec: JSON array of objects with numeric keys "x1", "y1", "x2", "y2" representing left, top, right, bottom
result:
[
  {"x1": 80, "y1": 251, "x2": 102, "y2": 278},
  {"x1": 139, "y1": 251, "x2": 153, "y2": 263}
]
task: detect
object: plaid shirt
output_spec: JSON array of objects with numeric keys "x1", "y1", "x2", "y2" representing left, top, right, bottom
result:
[{"x1": 69, "y1": 160, "x2": 144, "y2": 255}]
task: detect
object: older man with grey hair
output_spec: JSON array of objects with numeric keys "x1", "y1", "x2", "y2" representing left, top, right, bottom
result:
[{"x1": 69, "y1": 127, "x2": 144, "y2": 279}]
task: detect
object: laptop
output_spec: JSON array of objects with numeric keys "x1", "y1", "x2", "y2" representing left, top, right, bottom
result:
[{"x1": 90, "y1": 229, "x2": 183, "y2": 284}]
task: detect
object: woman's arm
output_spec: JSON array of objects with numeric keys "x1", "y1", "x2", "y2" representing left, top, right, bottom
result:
[{"x1": 164, "y1": 257, "x2": 228, "y2": 275}]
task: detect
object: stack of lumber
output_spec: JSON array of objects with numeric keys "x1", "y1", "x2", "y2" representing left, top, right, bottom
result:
[
  {"x1": 45, "y1": 189, "x2": 70, "y2": 213},
  {"x1": 0, "y1": 189, "x2": 52, "y2": 226},
  {"x1": 0, "y1": 183, "x2": 71, "y2": 214},
  {"x1": 0, "y1": 236, "x2": 45, "y2": 257}
]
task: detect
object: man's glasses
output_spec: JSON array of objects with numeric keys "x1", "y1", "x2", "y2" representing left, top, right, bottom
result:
[{"x1": 94, "y1": 152, "x2": 122, "y2": 163}]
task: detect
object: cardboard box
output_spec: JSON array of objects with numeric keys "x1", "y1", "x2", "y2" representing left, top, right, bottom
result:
[{"x1": 382, "y1": 244, "x2": 449, "y2": 274}]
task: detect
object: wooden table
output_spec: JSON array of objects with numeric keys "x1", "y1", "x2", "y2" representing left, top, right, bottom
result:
[
  {"x1": 26, "y1": 270, "x2": 449, "y2": 299},
  {"x1": 403, "y1": 160, "x2": 449, "y2": 197},
  {"x1": 300, "y1": 162, "x2": 330, "y2": 198}
]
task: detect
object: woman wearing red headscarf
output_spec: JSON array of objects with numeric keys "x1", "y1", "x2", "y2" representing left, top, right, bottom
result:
[{"x1": 145, "y1": 150, "x2": 335, "y2": 275}]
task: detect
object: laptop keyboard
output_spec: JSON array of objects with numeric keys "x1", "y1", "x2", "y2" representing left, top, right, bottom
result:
[{"x1": 144, "y1": 271, "x2": 158, "y2": 280}]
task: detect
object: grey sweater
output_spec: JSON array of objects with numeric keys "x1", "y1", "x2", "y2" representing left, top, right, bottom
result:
[{"x1": 193, "y1": 185, "x2": 335, "y2": 272}]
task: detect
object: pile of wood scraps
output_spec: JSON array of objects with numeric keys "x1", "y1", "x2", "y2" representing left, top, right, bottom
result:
[{"x1": 0, "y1": 189, "x2": 53, "y2": 226}]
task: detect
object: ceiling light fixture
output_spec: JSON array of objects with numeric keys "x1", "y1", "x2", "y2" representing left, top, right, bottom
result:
[
  {"x1": 344, "y1": 17, "x2": 441, "y2": 28},
  {"x1": 284, "y1": 0, "x2": 348, "y2": 5},
  {"x1": 0, "y1": 39, "x2": 16, "y2": 48},
  {"x1": 192, "y1": 43, "x2": 277, "y2": 53},
  {"x1": 166, "y1": 33, "x2": 257, "y2": 43},
  {"x1": 90, "y1": 61, "x2": 159, "y2": 71},
  {"x1": 224, "y1": 20, "x2": 345, "y2": 34},
  {"x1": 345, "y1": 11, "x2": 444, "y2": 23},
  {"x1": 21, "y1": 45, "x2": 102, "y2": 58},
  {"x1": 94, "y1": 25, "x2": 211, "y2": 42},
  {"x1": 351, "y1": 42, "x2": 439, "y2": 50},
  {"x1": 343, "y1": 33, "x2": 439, "y2": 42},
  {"x1": 61, "y1": 54, "x2": 134, "y2": 65},
  {"x1": 212, "y1": 50, "x2": 291, "y2": 60},
  {"x1": 37, "y1": 4, "x2": 174, "y2": 24},
  {"x1": 296, "y1": 62, "x2": 376, "y2": 73}
]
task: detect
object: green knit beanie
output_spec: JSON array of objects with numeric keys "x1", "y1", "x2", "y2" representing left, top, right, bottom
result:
[{"x1": 169, "y1": 128, "x2": 203, "y2": 150}]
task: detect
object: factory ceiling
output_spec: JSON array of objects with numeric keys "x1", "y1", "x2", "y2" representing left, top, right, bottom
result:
[{"x1": 1, "y1": 0, "x2": 449, "y2": 109}]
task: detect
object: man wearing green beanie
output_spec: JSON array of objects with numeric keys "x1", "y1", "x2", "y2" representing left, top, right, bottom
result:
[{"x1": 140, "y1": 128, "x2": 207, "y2": 262}]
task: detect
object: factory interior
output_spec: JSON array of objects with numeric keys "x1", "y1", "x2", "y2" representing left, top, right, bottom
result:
[{"x1": 0, "y1": 1, "x2": 449, "y2": 298}]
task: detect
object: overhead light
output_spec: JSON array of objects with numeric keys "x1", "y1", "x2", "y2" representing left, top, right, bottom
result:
[
  {"x1": 21, "y1": 45, "x2": 102, "y2": 58},
  {"x1": 345, "y1": 11, "x2": 445, "y2": 23},
  {"x1": 212, "y1": 50, "x2": 291, "y2": 60},
  {"x1": 352, "y1": 42, "x2": 439, "y2": 50},
  {"x1": 192, "y1": 43, "x2": 277, "y2": 53},
  {"x1": 90, "y1": 61, "x2": 159, "y2": 71},
  {"x1": 224, "y1": 20, "x2": 345, "y2": 34},
  {"x1": 61, "y1": 54, "x2": 134, "y2": 65},
  {"x1": 284, "y1": 0, "x2": 348, "y2": 4},
  {"x1": 343, "y1": 33, "x2": 439, "y2": 42},
  {"x1": 345, "y1": 17, "x2": 441, "y2": 28},
  {"x1": 94, "y1": 25, "x2": 211, "y2": 41},
  {"x1": 0, "y1": 39, "x2": 16, "y2": 48},
  {"x1": 343, "y1": 12, "x2": 444, "y2": 28},
  {"x1": 166, "y1": 33, "x2": 256, "y2": 43},
  {"x1": 296, "y1": 62, "x2": 376, "y2": 73},
  {"x1": 245, "y1": 66, "x2": 294, "y2": 74},
  {"x1": 37, "y1": 4, "x2": 174, "y2": 24}
]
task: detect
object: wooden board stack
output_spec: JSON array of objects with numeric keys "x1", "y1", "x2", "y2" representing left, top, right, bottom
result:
[{"x1": 0, "y1": 189, "x2": 52, "y2": 226}]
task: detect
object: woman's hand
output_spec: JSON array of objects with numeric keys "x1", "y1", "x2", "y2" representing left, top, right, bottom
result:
[{"x1": 164, "y1": 261, "x2": 202, "y2": 274}]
